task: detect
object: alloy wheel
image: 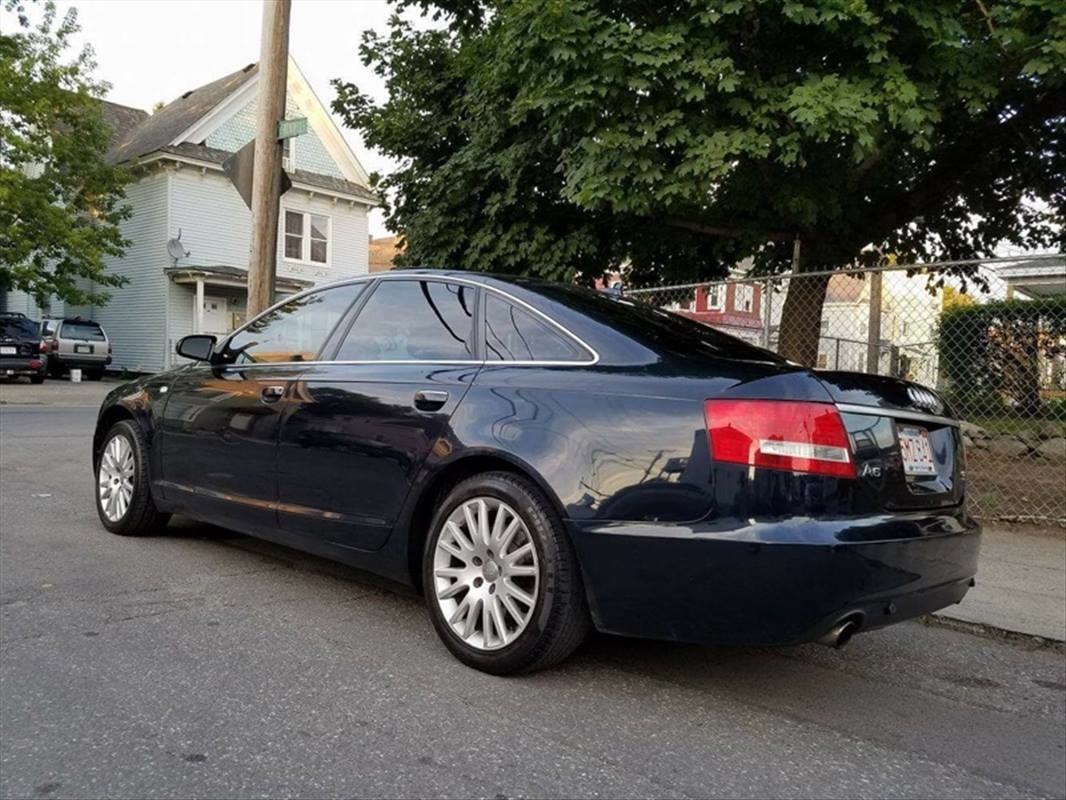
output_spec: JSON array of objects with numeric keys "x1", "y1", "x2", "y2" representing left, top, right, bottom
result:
[
  {"x1": 432, "y1": 497, "x2": 540, "y2": 651},
  {"x1": 98, "y1": 435, "x2": 135, "y2": 522}
]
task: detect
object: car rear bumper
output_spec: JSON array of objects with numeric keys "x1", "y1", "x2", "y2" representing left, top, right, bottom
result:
[
  {"x1": 0, "y1": 358, "x2": 45, "y2": 376},
  {"x1": 568, "y1": 510, "x2": 981, "y2": 646},
  {"x1": 52, "y1": 355, "x2": 110, "y2": 368}
]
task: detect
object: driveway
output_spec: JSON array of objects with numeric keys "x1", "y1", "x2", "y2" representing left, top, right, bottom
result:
[{"x1": 1, "y1": 404, "x2": 1064, "y2": 799}]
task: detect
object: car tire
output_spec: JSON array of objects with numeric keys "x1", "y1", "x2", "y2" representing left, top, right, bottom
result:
[
  {"x1": 30, "y1": 374, "x2": 45, "y2": 384},
  {"x1": 95, "y1": 420, "x2": 170, "y2": 536},
  {"x1": 423, "y1": 471, "x2": 590, "y2": 674},
  {"x1": 47, "y1": 362, "x2": 63, "y2": 378},
  {"x1": 86, "y1": 369, "x2": 104, "y2": 381}
]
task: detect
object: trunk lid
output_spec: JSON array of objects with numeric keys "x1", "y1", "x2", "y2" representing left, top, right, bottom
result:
[{"x1": 815, "y1": 371, "x2": 965, "y2": 511}]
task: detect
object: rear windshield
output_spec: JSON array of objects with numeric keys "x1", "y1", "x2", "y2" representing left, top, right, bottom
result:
[
  {"x1": 0, "y1": 317, "x2": 39, "y2": 339},
  {"x1": 522, "y1": 282, "x2": 786, "y2": 364},
  {"x1": 62, "y1": 322, "x2": 106, "y2": 341}
]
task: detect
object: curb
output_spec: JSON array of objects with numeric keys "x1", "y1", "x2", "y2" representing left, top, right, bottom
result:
[{"x1": 922, "y1": 613, "x2": 1066, "y2": 653}]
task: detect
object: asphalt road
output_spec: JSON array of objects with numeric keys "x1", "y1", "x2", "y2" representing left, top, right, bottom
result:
[{"x1": 1, "y1": 404, "x2": 1064, "y2": 800}]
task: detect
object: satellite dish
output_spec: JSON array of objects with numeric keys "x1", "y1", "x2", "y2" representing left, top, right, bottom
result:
[{"x1": 167, "y1": 228, "x2": 191, "y2": 264}]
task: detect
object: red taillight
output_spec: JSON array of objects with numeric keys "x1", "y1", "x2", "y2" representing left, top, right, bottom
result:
[
  {"x1": 50, "y1": 340, "x2": 59, "y2": 353},
  {"x1": 704, "y1": 399, "x2": 856, "y2": 479},
  {"x1": 37, "y1": 341, "x2": 46, "y2": 355}
]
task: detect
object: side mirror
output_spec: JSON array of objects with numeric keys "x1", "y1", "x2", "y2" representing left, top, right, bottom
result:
[{"x1": 176, "y1": 334, "x2": 217, "y2": 362}]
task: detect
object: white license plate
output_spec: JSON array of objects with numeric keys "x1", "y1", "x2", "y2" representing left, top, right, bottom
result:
[
  {"x1": 0, "y1": 346, "x2": 15, "y2": 355},
  {"x1": 74, "y1": 344, "x2": 92, "y2": 354},
  {"x1": 899, "y1": 426, "x2": 937, "y2": 477}
]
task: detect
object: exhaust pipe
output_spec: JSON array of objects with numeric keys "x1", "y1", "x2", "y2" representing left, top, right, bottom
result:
[{"x1": 817, "y1": 618, "x2": 860, "y2": 649}]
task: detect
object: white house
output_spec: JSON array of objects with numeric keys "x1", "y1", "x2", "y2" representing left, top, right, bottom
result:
[{"x1": 1, "y1": 58, "x2": 378, "y2": 373}]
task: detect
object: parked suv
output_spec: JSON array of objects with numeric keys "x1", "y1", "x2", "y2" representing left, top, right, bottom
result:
[
  {"x1": 41, "y1": 317, "x2": 111, "y2": 380},
  {"x1": 0, "y1": 312, "x2": 47, "y2": 384}
]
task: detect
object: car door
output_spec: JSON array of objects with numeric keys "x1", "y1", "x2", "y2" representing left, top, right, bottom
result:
[
  {"x1": 277, "y1": 277, "x2": 480, "y2": 550},
  {"x1": 158, "y1": 284, "x2": 361, "y2": 533}
]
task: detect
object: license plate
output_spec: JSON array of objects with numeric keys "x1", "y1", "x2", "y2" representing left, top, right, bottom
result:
[
  {"x1": 75, "y1": 344, "x2": 92, "y2": 354},
  {"x1": 899, "y1": 426, "x2": 937, "y2": 477},
  {"x1": 0, "y1": 346, "x2": 15, "y2": 355}
]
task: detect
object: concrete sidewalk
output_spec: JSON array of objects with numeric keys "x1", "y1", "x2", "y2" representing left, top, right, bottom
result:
[{"x1": 937, "y1": 527, "x2": 1066, "y2": 642}]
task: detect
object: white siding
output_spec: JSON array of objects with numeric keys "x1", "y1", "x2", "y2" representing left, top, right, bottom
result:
[
  {"x1": 93, "y1": 171, "x2": 171, "y2": 373},
  {"x1": 162, "y1": 168, "x2": 369, "y2": 361},
  {"x1": 169, "y1": 168, "x2": 369, "y2": 285},
  {"x1": 2, "y1": 280, "x2": 93, "y2": 320},
  {"x1": 169, "y1": 169, "x2": 253, "y2": 267},
  {"x1": 166, "y1": 282, "x2": 195, "y2": 370}
]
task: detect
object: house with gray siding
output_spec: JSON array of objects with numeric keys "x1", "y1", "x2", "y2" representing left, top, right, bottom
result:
[{"x1": 2, "y1": 58, "x2": 377, "y2": 373}]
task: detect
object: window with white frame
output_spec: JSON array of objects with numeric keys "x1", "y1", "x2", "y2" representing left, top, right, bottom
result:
[
  {"x1": 283, "y1": 209, "x2": 330, "y2": 264},
  {"x1": 706, "y1": 284, "x2": 725, "y2": 311},
  {"x1": 281, "y1": 138, "x2": 294, "y2": 171},
  {"x1": 734, "y1": 283, "x2": 754, "y2": 312}
]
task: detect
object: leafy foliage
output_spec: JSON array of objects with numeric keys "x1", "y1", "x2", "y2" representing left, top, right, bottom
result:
[
  {"x1": 335, "y1": 0, "x2": 1064, "y2": 293},
  {"x1": 939, "y1": 296, "x2": 1066, "y2": 416},
  {"x1": 1, "y1": 0, "x2": 130, "y2": 306}
]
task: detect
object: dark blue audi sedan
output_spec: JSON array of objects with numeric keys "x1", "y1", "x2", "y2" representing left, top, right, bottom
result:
[{"x1": 92, "y1": 271, "x2": 980, "y2": 673}]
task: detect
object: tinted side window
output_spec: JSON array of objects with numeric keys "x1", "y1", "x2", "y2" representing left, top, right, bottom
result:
[
  {"x1": 225, "y1": 285, "x2": 360, "y2": 364},
  {"x1": 336, "y1": 280, "x2": 475, "y2": 361},
  {"x1": 484, "y1": 295, "x2": 586, "y2": 362},
  {"x1": 523, "y1": 283, "x2": 785, "y2": 364}
]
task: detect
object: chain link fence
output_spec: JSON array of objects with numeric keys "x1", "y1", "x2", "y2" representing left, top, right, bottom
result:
[{"x1": 627, "y1": 254, "x2": 1066, "y2": 526}]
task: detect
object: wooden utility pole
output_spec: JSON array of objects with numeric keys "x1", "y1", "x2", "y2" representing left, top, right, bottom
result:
[
  {"x1": 247, "y1": 0, "x2": 292, "y2": 317},
  {"x1": 866, "y1": 269, "x2": 883, "y2": 374}
]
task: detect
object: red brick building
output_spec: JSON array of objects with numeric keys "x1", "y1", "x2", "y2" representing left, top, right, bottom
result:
[{"x1": 675, "y1": 283, "x2": 765, "y2": 344}]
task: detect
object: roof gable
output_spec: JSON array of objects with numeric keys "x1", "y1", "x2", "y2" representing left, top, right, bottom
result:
[
  {"x1": 173, "y1": 56, "x2": 370, "y2": 187},
  {"x1": 105, "y1": 64, "x2": 257, "y2": 164}
]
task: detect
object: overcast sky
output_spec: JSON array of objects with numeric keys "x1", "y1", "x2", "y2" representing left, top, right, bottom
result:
[{"x1": 42, "y1": 0, "x2": 404, "y2": 235}]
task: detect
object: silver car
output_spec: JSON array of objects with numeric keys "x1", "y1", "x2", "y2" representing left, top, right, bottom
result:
[{"x1": 41, "y1": 318, "x2": 112, "y2": 380}]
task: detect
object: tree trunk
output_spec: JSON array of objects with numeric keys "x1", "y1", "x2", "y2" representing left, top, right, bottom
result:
[{"x1": 777, "y1": 269, "x2": 831, "y2": 366}]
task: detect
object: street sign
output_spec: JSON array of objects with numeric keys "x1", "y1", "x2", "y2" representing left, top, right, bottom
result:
[
  {"x1": 277, "y1": 117, "x2": 308, "y2": 140},
  {"x1": 222, "y1": 139, "x2": 292, "y2": 211}
]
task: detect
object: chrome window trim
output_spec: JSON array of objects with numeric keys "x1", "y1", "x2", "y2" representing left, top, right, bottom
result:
[
  {"x1": 836, "y1": 403, "x2": 958, "y2": 428},
  {"x1": 214, "y1": 273, "x2": 600, "y2": 368}
]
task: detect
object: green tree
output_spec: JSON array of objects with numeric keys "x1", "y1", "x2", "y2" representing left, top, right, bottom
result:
[
  {"x1": 334, "y1": 0, "x2": 1065, "y2": 364},
  {"x1": 1, "y1": 0, "x2": 130, "y2": 307}
]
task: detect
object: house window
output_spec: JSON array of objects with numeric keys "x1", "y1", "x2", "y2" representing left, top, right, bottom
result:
[
  {"x1": 283, "y1": 209, "x2": 330, "y2": 265},
  {"x1": 281, "y1": 138, "x2": 294, "y2": 171},
  {"x1": 284, "y1": 210, "x2": 303, "y2": 259},
  {"x1": 734, "y1": 284, "x2": 754, "y2": 312},
  {"x1": 706, "y1": 284, "x2": 725, "y2": 311}
]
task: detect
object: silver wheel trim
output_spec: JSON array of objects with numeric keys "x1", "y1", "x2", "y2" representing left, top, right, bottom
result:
[
  {"x1": 432, "y1": 497, "x2": 540, "y2": 652},
  {"x1": 98, "y1": 434, "x2": 135, "y2": 522}
]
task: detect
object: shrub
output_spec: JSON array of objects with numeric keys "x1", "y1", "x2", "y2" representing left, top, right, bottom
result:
[{"x1": 939, "y1": 296, "x2": 1066, "y2": 417}]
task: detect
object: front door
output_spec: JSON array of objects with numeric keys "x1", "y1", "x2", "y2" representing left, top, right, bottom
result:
[
  {"x1": 277, "y1": 278, "x2": 480, "y2": 550},
  {"x1": 202, "y1": 295, "x2": 229, "y2": 336},
  {"x1": 158, "y1": 285, "x2": 362, "y2": 532}
]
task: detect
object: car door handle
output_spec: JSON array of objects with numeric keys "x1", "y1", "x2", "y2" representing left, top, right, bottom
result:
[
  {"x1": 414, "y1": 390, "x2": 449, "y2": 410},
  {"x1": 261, "y1": 385, "x2": 286, "y2": 403}
]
